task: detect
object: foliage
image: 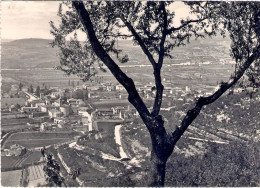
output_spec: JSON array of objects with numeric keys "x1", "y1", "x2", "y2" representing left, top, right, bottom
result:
[
  {"x1": 19, "y1": 83, "x2": 23, "y2": 91},
  {"x1": 165, "y1": 141, "x2": 260, "y2": 186},
  {"x1": 43, "y1": 153, "x2": 64, "y2": 187},
  {"x1": 72, "y1": 88, "x2": 88, "y2": 101},
  {"x1": 27, "y1": 85, "x2": 34, "y2": 93},
  {"x1": 35, "y1": 86, "x2": 41, "y2": 97},
  {"x1": 50, "y1": 1, "x2": 260, "y2": 186}
]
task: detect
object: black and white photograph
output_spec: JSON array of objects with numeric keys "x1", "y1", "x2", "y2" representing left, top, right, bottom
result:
[{"x1": 1, "y1": 1, "x2": 259, "y2": 187}]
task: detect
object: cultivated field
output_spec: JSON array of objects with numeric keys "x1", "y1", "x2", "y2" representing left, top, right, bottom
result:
[
  {"x1": 27, "y1": 164, "x2": 46, "y2": 187},
  {"x1": 1, "y1": 170, "x2": 22, "y2": 187},
  {"x1": 4, "y1": 132, "x2": 77, "y2": 149},
  {"x1": 1, "y1": 151, "x2": 42, "y2": 170},
  {"x1": 1, "y1": 118, "x2": 30, "y2": 132}
]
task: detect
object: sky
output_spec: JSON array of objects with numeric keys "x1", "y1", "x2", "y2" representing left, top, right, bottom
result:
[{"x1": 1, "y1": 1, "x2": 190, "y2": 40}]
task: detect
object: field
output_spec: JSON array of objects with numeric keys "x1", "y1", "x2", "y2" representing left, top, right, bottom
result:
[
  {"x1": 1, "y1": 170, "x2": 22, "y2": 187},
  {"x1": 4, "y1": 132, "x2": 77, "y2": 149},
  {"x1": 1, "y1": 97, "x2": 26, "y2": 107},
  {"x1": 1, "y1": 36, "x2": 234, "y2": 95},
  {"x1": 1, "y1": 117, "x2": 31, "y2": 132},
  {"x1": 27, "y1": 164, "x2": 46, "y2": 187},
  {"x1": 1, "y1": 150, "x2": 42, "y2": 170},
  {"x1": 1, "y1": 156, "x2": 20, "y2": 169}
]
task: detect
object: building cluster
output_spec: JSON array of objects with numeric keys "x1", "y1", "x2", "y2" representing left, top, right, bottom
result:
[
  {"x1": 1, "y1": 144, "x2": 26, "y2": 157},
  {"x1": 87, "y1": 81, "x2": 175, "y2": 101},
  {"x1": 16, "y1": 89, "x2": 91, "y2": 132},
  {"x1": 14, "y1": 85, "x2": 140, "y2": 133}
]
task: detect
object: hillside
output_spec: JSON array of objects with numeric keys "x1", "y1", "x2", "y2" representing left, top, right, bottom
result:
[
  {"x1": 1, "y1": 36, "x2": 231, "y2": 70},
  {"x1": 1, "y1": 38, "x2": 59, "y2": 69}
]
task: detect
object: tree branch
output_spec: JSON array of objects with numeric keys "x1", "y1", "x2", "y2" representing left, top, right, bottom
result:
[
  {"x1": 72, "y1": 1, "x2": 152, "y2": 124},
  {"x1": 171, "y1": 45, "x2": 260, "y2": 145},
  {"x1": 120, "y1": 16, "x2": 157, "y2": 68},
  {"x1": 158, "y1": 1, "x2": 168, "y2": 68},
  {"x1": 167, "y1": 17, "x2": 208, "y2": 35},
  {"x1": 151, "y1": 2, "x2": 168, "y2": 116}
]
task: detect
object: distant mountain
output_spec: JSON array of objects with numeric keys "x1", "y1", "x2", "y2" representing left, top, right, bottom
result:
[
  {"x1": 1, "y1": 38, "x2": 59, "y2": 69},
  {"x1": 2, "y1": 39, "x2": 14, "y2": 43},
  {"x1": 1, "y1": 36, "x2": 231, "y2": 70}
]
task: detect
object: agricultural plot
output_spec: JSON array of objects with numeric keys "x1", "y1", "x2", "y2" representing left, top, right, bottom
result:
[
  {"x1": 1, "y1": 156, "x2": 20, "y2": 169},
  {"x1": 21, "y1": 151, "x2": 42, "y2": 165},
  {"x1": 27, "y1": 164, "x2": 46, "y2": 187},
  {"x1": 5, "y1": 138, "x2": 70, "y2": 149},
  {"x1": 1, "y1": 117, "x2": 30, "y2": 132},
  {"x1": 8, "y1": 132, "x2": 73, "y2": 140},
  {"x1": 4, "y1": 132, "x2": 76, "y2": 149},
  {"x1": 1, "y1": 151, "x2": 42, "y2": 170},
  {"x1": 1, "y1": 170, "x2": 22, "y2": 187}
]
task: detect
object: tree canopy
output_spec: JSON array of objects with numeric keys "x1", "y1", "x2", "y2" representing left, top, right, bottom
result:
[{"x1": 50, "y1": 1, "x2": 260, "y2": 186}]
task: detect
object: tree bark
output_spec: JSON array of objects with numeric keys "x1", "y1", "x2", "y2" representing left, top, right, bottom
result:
[
  {"x1": 146, "y1": 119, "x2": 175, "y2": 186},
  {"x1": 150, "y1": 149, "x2": 167, "y2": 186}
]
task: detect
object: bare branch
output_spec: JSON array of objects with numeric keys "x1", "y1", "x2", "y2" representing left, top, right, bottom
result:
[{"x1": 104, "y1": 33, "x2": 133, "y2": 38}]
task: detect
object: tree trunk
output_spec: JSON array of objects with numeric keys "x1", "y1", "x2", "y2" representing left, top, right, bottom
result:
[{"x1": 150, "y1": 149, "x2": 167, "y2": 186}]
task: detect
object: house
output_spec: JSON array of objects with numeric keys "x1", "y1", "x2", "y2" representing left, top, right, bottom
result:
[
  {"x1": 40, "y1": 105, "x2": 48, "y2": 112},
  {"x1": 119, "y1": 94, "x2": 128, "y2": 100},
  {"x1": 95, "y1": 108, "x2": 114, "y2": 116},
  {"x1": 40, "y1": 122, "x2": 53, "y2": 131},
  {"x1": 51, "y1": 92, "x2": 60, "y2": 99},
  {"x1": 48, "y1": 109, "x2": 63, "y2": 119},
  {"x1": 115, "y1": 84, "x2": 124, "y2": 91},
  {"x1": 33, "y1": 100, "x2": 45, "y2": 107},
  {"x1": 30, "y1": 112, "x2": 48, "y2": 118},
  {"x1": 112, "y1": 106, "x2": 128, "y2": 114},
  {"x1": 78, "y1": 110, "x2": 93, "y2": 128},
  {"x1": 40, "y1": 105, "x2": 60, "y2": 113},
  {"x1": 21, "y1": 107, "x2": 39, "y2": 113},
  {"x1": 54, "y1": 117, "x2": 67, "y2": 128},
  {"x1": 60, "y1": 105, "x2": 70, "y2": 116}
]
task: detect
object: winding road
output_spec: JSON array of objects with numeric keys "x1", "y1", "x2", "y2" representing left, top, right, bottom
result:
[{"x1": 114, "y1": 124, "x2": 128, "y2": 159}]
